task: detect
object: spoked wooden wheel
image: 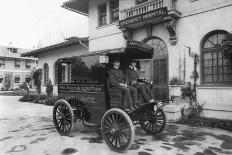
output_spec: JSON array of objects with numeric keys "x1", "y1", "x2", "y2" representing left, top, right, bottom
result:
[
  {"x1": 139, "y1": 108, "x2": 166, "y2": 134},
  {"x1": 53, "y1": 99, "x2": 74, "y2": 136},
  {"x1": 101, "y1": 108, "x2": 134, "y2": 152}
]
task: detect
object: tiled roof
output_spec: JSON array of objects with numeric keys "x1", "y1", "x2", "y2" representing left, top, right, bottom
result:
[{"x1": 22, "y1": 37, "x2": 88, "y2": 57}]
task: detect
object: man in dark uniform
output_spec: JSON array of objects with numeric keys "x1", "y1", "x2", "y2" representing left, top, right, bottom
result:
[
  {"x1": 126, "y1": 60, "x2": 154, "y2": 103},
  {"x1": 108, "y1": 58, "x2": 137, "y2": 110}
]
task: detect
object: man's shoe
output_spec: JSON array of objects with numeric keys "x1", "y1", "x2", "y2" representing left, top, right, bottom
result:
[
  {"x1": 133, "y1": 104, "x2": 139, "y2": 109},
  {"x1": 149, "y1": 99, "x2": 155, "y2": 103},
  {"x1": 124, "y1": 108, "x2": 132, "y2": 112}
]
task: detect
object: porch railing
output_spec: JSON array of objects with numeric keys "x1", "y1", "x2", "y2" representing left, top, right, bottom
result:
[{"x1": 120, "y1": 0, "x2": 174, "y2": 20}]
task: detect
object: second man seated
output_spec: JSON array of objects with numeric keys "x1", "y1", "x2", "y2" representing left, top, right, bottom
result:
[{"x1": 125, "y1": 60, "x2": 154, "y2": 104}]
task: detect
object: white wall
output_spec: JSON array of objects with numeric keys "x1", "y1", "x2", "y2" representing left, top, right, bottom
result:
[
  {"x1": 197, "y1": 87, "x2": 232, "y2": 119},
  {"x1": 38, "y1": 45, "x2": 88, "y2": 95},
  {"x1": 88, "y1": 0, "x2": 126, "y2": 52}
]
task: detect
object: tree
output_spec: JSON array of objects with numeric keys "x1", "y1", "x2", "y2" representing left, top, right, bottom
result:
[
  {"x1": 32, "y1": 69, "x2": 42, "y2": 95},
  {"x1": 4, "y1": 72, "x2": 13, "y2": 90}
]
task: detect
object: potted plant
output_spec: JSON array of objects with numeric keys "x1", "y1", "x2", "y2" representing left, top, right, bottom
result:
[
  {"x1": 168, "y1": 77, "x2": 183, "y2": 100},
  {"x1": 181, "y1": 82, "x2": 194, "y2": 102}
]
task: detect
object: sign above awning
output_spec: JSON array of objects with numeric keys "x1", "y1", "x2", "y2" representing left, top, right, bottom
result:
[
  {"x1": 127, "y1": 41, "x2": 153, "y2": 52},
  {"x1": 125, "y1": 41, "x2": 154, "y2": 59},
  {"x1": 119, "y1": 7, "x2": 168, "y2": 28}
]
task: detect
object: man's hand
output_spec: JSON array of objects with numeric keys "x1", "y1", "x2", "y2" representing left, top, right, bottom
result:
[
  {"x1": 120, "y1": 83, "x2": 127, "y2": 87},
  {"x1": 131, "y1": 81, "x2": 137, "y2": 85}
]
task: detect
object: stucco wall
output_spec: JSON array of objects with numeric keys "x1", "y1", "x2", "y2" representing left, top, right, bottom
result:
[
  {"x1": 85, "y1": 0, "x2": 232, "y2": 119},
  {"x1": 88, "y1": 0, "x2": 125, "y2": 52},
  {"x1": 38, "y1": 45, "x2": 88, "y2": 95}
]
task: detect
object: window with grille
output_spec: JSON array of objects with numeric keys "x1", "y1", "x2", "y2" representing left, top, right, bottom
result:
[
  {"x1": 25, "y1": 60, "x2": 31, "y2": 69},
  {"x1": 61, "y1": 62, "x2": 72, "y2": 83},
  {"x1": 15, "y1": 60, "x2": 21, "y2": 68},
  {"x1": 8, "y1": 48, "x2": 18, "y2": 53},
  {"x1": 43, "y1": 63, "x2": 49, "y2": 85},
  {"x1": 99, "y1": 3, "x2": 107, "y2": 26},
  {"x1": 0, "y1": 59, "x2": 5, "y2": 68},
  {"x1": 14, "y1": 76, "x2": 20, "y2": 83},
  {"x1": 110, "y1": 0, "x2": 119, "y2": 22},
  {"x1": 0, "y1": 75, "x2": 3, "y2": 83},
  {"x1": 26, "y1": 78, "x2": 31, "y2": 83},
  {"x1": 202, "y1": 31, "x2": 232, "y2": 84}
]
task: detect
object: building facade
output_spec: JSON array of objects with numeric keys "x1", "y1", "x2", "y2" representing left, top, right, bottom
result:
[
  {"x1": 63, "y1": 0, "x2": 232, "y2": 119},
  {"x1": 0, "y1": 46, "x2": 37, "y2": 90},
  {"x1": 22, "y1": 37, "x2": 88, "y2": 95}
]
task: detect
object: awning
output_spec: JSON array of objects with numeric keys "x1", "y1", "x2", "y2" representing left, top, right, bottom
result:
[
  {"x1": 107, "y1": 41, "x2": 154, "y2": 59},
  {"x1": 57, "y1": 41, "x2": 153, "y2": 61}
]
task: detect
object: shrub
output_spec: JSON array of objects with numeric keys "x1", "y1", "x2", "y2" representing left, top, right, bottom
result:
[
  {"x1": 39, "y1": 94, "x2": 48, "y2": 100},
  {"x1": 176, "y1": 117, "x2": 232, "y2": 132},
  {"x1": 169, "y1": 77, "x2": 183, "y2": 85},
  {"x1": 44, "y1": 96, "x2": 59, "y2": 106},
  {"x1": 19, "y1": 82, "x2": 29, "y2": 90},
  {"x1": 19, "y1": 94, "x2": 38, "y2": 102}
]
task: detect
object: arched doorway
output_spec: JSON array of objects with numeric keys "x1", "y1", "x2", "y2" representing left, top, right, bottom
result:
[{"x1": 141, "y1": 37, "x2": 169, "y2": 100}]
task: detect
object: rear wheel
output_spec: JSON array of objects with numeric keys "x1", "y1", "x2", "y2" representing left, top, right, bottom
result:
[
  {"x1": 101, "y1": 108, "x2": 134, "y2": 152},
  {"x1": 53, "y1": 100, "x2": 74, "y2": 136},
  {"x1": 139, "y1": 108, "x2": 166, "y2": 134}
]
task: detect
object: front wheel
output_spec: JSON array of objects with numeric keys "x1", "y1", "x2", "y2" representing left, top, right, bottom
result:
[
  {"x1": 53, "y1": 99, "x2": 74, "y2": 136},
  {"x1": 101, "y1": 108, "x2": 134, "y2": 152},
  {"x1": 139, "y1": 108, "x2": 166, "y2": 134}
]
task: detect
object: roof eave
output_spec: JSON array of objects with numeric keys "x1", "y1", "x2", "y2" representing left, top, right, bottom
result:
[
  {"x1": 62, "y1": 0, "x2": 89, "y2": 16},
  {"x1": 61, "y1": 5, "x2": 88, "y2": 17},
  {"x1": 22, "y1": 38, "x2": 89, "y2": 58}
]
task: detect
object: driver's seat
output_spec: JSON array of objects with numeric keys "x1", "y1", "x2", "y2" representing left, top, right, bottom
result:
[{"x1": 106, "y1": 77, "x2": 126, "y2": 109}]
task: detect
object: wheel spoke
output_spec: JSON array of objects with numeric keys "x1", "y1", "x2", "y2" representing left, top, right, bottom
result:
[
  {"x1": 110, "y1": 134, "x2": 116, "y2": 145},
  {"x1": 111, "y1": 113, "x2": 116, "y2": 124},
  {"x1": 118, "y1": 133, "x2": 126, "y2": 145},
  {"x1": 105, "y1": 118, "x2": 113, "y2": 127},
  {"x1": 115, "y1": 134, "x2": 118, "y2": 147},
  {"x1": 120, "y1": 132, "x2": 129, "y2": 143},
  {"x1": 106, "y1": 117, "x2": 114, "y2": 126}
]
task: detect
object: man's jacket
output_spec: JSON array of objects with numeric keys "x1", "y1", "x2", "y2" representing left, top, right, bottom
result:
[
  {"x1": 108, "y1": 67, "x2": 127, "y2": 87},
  {"x1": 125, "y1": 67, "x2": 139, "y2": 84}
]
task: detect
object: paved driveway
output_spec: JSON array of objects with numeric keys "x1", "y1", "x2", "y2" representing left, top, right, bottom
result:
[{"x1": 0, "y1": 96, "x2": 232, "y2": 155}]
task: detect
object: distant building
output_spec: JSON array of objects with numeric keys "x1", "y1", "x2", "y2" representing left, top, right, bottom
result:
[
  {"x1": 62, "y1": 0, "x2": 232, "y2": 120},
  {"x1": 22, "y1": 37, "x2": 88, "y2": 95},
  {"x1": 0, "y1": 45, "x2": 38, "y2": 90}
]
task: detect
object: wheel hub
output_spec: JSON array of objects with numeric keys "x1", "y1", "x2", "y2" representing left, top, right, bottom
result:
[{"x1": 110, "y1": 124, "x2": 119, "y2": 135}]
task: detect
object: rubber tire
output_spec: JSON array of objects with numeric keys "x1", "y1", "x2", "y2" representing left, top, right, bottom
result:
[
  {"x1": 53, "y1": 99, "x2": 74, "y2": 136},
  {"x1": 101, "y1": 108, "x2": 134, "y2": 152},
  {"x1": 139, "y1": 108, "x2": 166, "y2": 135}
]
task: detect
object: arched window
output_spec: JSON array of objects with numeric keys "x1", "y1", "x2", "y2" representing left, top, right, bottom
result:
[
  {"x1": 54, "y1": 61, "x2": 58, "y2": 85},
  {"x1": 145, "y1": 37, "x2": 168, "y2": 57},
  {"x1": 201, "y1": 30, "x2": 232, "y2": 84},
  {"x1": 43, "y1": 63, "x2": 49, "y2": 85}
]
